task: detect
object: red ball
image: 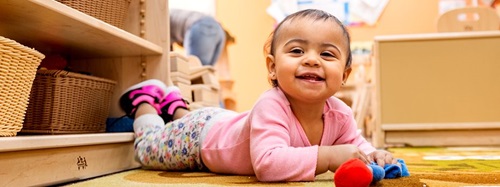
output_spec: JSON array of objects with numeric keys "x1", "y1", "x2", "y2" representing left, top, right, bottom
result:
[{"x1": 334, "y1": 158, "x2": 373, "y2": 187}]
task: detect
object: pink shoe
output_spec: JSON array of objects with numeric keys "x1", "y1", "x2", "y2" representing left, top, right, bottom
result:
[
  {"x1": 119, "y1": 79, "x2": 168, "y2": 119},
  {"x1": 158, "y1": 86, "x2": 189, "y2": 123}
]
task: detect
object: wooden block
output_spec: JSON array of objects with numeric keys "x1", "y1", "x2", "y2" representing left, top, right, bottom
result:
[
  {"x1": 170, "y1": 72, "x2": 191, "y2": 85},
  {"x1": 172, "y1": 80, "x2": 190, "y2": 87},
  {"x1": 170, "y1": 71, "x2": 190, "y2": 79},
  {"x1": 191, "y1": 84, "x2": 219, "y2": 106},
  {"x1": 187, "y1": 55, "x2": 202, "y2": 68},
  {"x1": 175, "y1": 82, "x2": 192, "y2": 103},
  {"x1": 190, "y1": 67, "x2": 220, "y2": 90},
  {"x1": 170, "y1": 52, "x2": 190, "y2": 74},
  {"x1": 190, "y1": 66, "x2": 215, "y2": 78},
  {"x1": 192, "y1": 73, "x2": 220, "y2": 90}
]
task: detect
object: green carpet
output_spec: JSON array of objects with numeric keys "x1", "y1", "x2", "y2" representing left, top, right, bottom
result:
[
  {"x1": 388, "y1": 146, "x2": 500, "y2": 187},
  {"x1": 67, "y1": 147, "x2": 500, "y2": 187}
]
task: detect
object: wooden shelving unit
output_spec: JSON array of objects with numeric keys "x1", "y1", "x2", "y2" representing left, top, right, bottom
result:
[
  {"x1": 372, "y1": 31, "x2": 500, "y2": 148},
  {"x1": 0, "y1": 0, "x2": 171, "y2": 186},
  {"x1": 0, "y1": 133, "x2": 140, "y2": 186},
  {"x1": 0, "y1": 0, "x2": 162, "y2": 57}
]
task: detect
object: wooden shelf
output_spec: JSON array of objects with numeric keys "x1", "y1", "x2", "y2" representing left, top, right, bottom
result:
[
  {"x1": 374, "y1": 30, "x2": 500, "y2": 41},
  {"x1": 0, "y1": 132, "x2": 135, "y2": 152},
  {"x1": 0, "y1": 0, "x2": 163, "y2": 58},
  {"x1": 0, "y1": 133, "x2": 140, "y2": 186},
  {"x1": 0, "y1": 0, "x2": 170, "y2": 185}
]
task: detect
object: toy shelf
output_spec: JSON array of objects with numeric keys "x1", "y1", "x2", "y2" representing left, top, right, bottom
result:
[
  {"x1": 0, "y1": 133, "x2": 140, "y2": 186},
  {"x1": 0, "y1": 0, "x2": 162, "y2": 57},
  {"x1": 0, "y1": 0, "x2": 171, "y2": 186}
]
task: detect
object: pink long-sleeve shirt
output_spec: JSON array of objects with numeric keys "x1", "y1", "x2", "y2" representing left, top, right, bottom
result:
[{"x1": 200, "y1": 88, "x2": 376, "y2": 182}]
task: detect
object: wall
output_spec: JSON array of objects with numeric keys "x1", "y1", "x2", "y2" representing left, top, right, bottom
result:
[
  {"x1": 216, "y1": 0, "x2": 441, "y2": 112},
  {"x1": 349, "y1": 0, "x2": 439, "y2": 41},
  {"x1": 215, "y1": 0, "x2": 275, "y2": 112}
]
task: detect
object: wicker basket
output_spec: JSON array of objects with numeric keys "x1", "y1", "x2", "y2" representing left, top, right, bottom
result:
[
  {"x1": 23, "y1": 70, "x2": 116, "y2": 134},
  {"x1": 0, "y1": 36, "x2": 45, "y2": 137},
  {"x1": 56, "y1": 0, "x2": 131, "y2": 29}
]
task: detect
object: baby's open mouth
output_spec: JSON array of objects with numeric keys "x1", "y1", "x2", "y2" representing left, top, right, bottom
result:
[{"x1": 296, "y1": 74, "x2": 325, "y2": 81}]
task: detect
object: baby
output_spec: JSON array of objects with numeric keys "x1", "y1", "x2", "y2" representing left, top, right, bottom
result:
[{"x1": 119, "y1": 9, "x2": 406, "y2": 183}]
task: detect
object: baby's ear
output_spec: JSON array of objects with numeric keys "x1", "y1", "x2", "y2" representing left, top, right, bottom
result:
[
  {"x1": 342, "y1": 67, "x2": 352, "y2": 83},
  {"x1": 266, "y1": 54, "x2": 275, "y2": 72}
]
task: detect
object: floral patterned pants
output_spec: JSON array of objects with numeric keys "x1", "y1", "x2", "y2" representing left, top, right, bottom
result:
[{"x1": 133, "y1": 107, "x2": 226, "y2": 170}]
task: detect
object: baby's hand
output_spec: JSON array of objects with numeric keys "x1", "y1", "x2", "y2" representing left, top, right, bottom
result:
[
  {"x1": 317, "y1": 144, "x2": 370, "y2": 174},
  {"x1": 330, "y1": 145, "x2": 370, "y2": 169},
  {"x1": 369, "y1": 150, "x2": 397, "y2": 167}
]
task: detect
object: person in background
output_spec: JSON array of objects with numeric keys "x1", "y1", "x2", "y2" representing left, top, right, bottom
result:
[
  {"x1": 120, "y1": 9, "x2": 398, "y2": 182},
  {"x1": 170, "y1": 8, "x2": 226, "y2": 66}
]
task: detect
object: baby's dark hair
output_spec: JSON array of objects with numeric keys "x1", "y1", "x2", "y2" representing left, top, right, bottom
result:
[{"x1": 264, "y1": 9, "x2": 353, "y2": 87}]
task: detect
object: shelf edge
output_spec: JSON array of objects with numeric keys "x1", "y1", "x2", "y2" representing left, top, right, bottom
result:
[{"x1": 0, "y1": 133, "x2": 135, "y2": 152}]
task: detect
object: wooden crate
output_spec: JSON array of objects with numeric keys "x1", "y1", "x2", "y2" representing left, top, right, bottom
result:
[
  {"x1": 190, "y1": 66, "x2": 220, "y2": 90},
  {"x1": 170, "y1": 52, "x2": 191, "y2": 75},
  {"x1": 191, "y1": 84, "x2": 219, "y2": 107}
]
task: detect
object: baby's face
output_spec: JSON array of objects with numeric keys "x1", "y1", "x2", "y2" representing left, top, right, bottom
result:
[{"x1": 267, "y1": 17, "x2": 350, "y2": 104}]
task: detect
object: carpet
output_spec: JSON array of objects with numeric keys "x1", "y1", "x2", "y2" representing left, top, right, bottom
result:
[{"x1": 67, "y1": 147, "x2": 500, "y2": 187}]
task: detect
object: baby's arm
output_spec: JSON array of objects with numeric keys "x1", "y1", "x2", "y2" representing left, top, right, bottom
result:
[{"x1": 316, "y1": 144, "x2": 371, "y2": 174}]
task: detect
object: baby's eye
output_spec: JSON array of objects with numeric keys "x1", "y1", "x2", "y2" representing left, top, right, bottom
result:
[
  {"x1": 321, "y1": 51, "x2": 335, "y2": 57},
  {"x1": 290, "y1": 48, "x2": 304, "y2": 54}
]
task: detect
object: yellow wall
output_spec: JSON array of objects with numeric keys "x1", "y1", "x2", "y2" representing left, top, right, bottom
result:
[
  {"x1": 215, "y1": 0, "x2": 275, "y2": 112},
  {"x1": 348, "y1": 0, "x2": 440, "y2": 41},
  {"x1": 216, "y1": 0, "x2": 441, "y2": 112}
]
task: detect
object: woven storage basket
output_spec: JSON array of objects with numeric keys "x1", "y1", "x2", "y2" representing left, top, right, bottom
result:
[
  {"x1": 56, "y1": 0, "x2": 130, "y2": 29},
  {"x1": 23, "y1": 70, "x2": 116, "y2": 134},
  {"x1": 0, "y1": 36, "x2": 45, "y2": 137}
]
